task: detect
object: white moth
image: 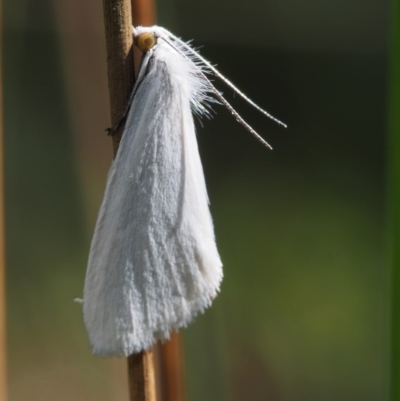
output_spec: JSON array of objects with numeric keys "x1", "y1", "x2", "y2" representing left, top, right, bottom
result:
[{"x1": 83, "y1": 25, "x2": 285, "y2": 357}]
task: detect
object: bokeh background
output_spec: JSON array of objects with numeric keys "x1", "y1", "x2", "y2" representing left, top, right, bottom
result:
[{"x1": 3, "y1": 0, "x2": 388, "y2": 400}]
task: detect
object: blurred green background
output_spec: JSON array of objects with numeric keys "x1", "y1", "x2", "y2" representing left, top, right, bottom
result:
[{"x1": 3, "y1": 0, "x2": 388, "y2": 400}]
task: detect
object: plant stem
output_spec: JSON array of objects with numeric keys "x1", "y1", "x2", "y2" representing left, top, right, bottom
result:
[
  {"x1": 128, "y1": 351, "x2": 157, "y2": 401},
  {"x1": 102, "y1": 1, "x2": 156, "y2": 400},
  {"x1": 102, "y1": 0, "x2": 135, "y2": 156},
  {"x1": 158, "y1": 332, "x2": 186, "y2": 401},
  {"x1": 391, "y1": 0, "x2": 400, "y2": 399},
  {"x1": 0, "y1": 0, "x2": 7, "y2": 398},
  {"x1": 102, "y1": 2, "x2": 186, "y2": 399}
]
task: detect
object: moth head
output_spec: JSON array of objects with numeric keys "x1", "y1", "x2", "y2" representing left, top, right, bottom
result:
[{"x1": 135, "y1": 32, "x2": 157, "y2": 52}]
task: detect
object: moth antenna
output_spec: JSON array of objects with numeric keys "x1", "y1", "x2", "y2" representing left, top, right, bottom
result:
[
  {"x1": 198, "y1": 70, "x2": 273, "y2": 149},
  {"x1": 160, "y1": 36, "x2": 273, "y2": 149},
  {"x1": 161, "y1": 28, "x2": 287, "y2": 129}
]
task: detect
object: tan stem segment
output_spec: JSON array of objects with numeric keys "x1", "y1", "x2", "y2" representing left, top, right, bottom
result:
[
  {"x1": 102, "y1": 0, "x2": 135, "y2": 156},
  {"x1": 131, "y1": 0, "x2": 156, "y2": 27},
  {"x1": 102, "y1": 1, "x2": 186, "y2": 400},
  {"x1": 158, "y1": 333, "x2": 186, "y2": 401},
  {"x1": 128, "y1": 350, "x2": 157, "y2": 401},
  {"x1": 102, "y1": 1, "x2": 156, "y2": 401}
]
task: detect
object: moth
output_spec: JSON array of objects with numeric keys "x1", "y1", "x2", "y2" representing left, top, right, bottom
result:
[{"x1": 83, "y1": 26, "x2": 285, "y2": 357}]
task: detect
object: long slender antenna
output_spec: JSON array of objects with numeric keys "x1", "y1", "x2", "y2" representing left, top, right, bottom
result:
[
  {"x1": 199, "y1": 68, "x2": 273, "y2": 149},
  {"x1": 160, "y1": 36, "x2": 273, "y2": 149},
  {"x1": 164, "y1": 28, "x2": 287, "y2": 129}
]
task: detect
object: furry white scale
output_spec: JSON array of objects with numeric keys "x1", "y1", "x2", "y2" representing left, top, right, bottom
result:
[{"x1": 83, "y1": 26, "x2": 223, "y2": 357}]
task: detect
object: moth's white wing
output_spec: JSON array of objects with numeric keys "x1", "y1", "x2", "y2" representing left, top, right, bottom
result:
[{"x1": 83, "y1": 44, "x2": 222, "y2": 357}]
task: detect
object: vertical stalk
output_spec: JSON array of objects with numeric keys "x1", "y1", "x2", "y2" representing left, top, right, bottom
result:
[
  {"x1": 102, "y1": 1, "x2": 156, "y2": 400},
  {"x1": 390, "y1": 0, "x2": 400, "y2": 398},
  {"x1": 158, "y1": 332, "x2": 186, "y2": 401},
  {"x1": 102, "y1": 2, "x2": 186, "y2": 399},
  {"x1": 128, "y1": 350, "x2": 157, "y2": 401},
  {"x1": 0, "y1": 0, "x2": 6, "y2": 398},
  {"x1": 131, "y1": 0, "x2": 156, "y2": 27},
  {"x1": 102, "y1": 0, "x2": 135, "y2": 155}
]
